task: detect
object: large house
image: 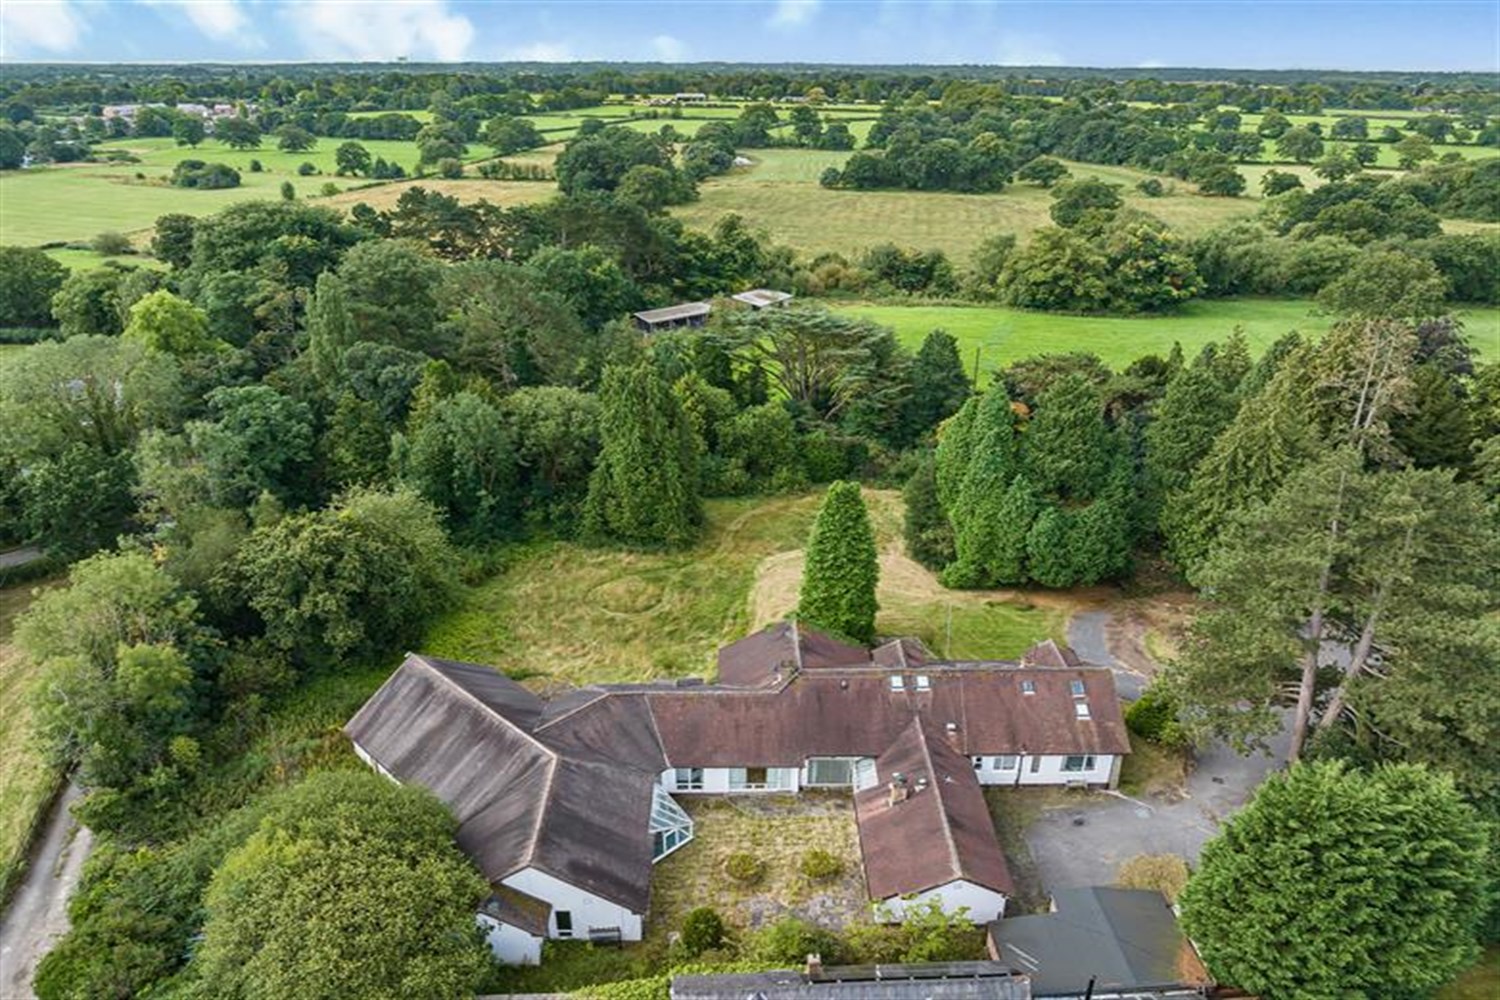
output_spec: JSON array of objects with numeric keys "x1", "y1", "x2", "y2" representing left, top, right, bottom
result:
[{"x1": 344, "y1": 621, "x2": 1129, "y2": 964}]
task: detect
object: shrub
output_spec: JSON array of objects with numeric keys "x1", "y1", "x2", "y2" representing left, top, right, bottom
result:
[
  {"x1": 280, "y1": 180, "x2": 295, "y2": 201},
  {"x1": 1117, "y1": 853, "x2": 1190, "y2": 903},
  {"x1": 91, "y1": 231, "x2": 131, "y2": 256},
  {"x1": 170, "y1": 159, "x2": 240, "y2": 189},
  {"x1": 724, "y1": 852, "x2": 764, "y2": 885},
  {"x1": 321, "y1": 181, "x2": 338, "y2": 197},
  {"x1": 1124, "y1": 686, "x2": 1189, "y2": 749},
  {"x1": 750, "y1": 917, "x2": 845, "y2": 965},
  {"x1": 248, "y1": 158, "x2": 262, "y2": 172},
  {"x1": 1137, "y1": 177, "x2": 1165, "y2": 197},
  {"x1": 437, "y1": 157, "x2": 464, "y2": 179},
  {"x1": 680, "y1": 907, "x2": 726, "y2": 957},
  {"x1": 297, "y1": 161, "x2": 317, "y2": 176},
  {"x1": 799, "y1": 848, "x2": 844, "y2": 882}
]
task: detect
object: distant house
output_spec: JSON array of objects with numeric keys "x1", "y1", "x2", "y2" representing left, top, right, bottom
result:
[
  {"x1": 674, "y1": 92, "x2": 709, "y2": 103},
  {"x1": 633, "y1": 301, "x2": 711, "y2": 333},
  {"x1": 987, "y1": 887, "x2": 1211, "y2": 998},
  {"x1": 345, "y1": 624, "x2": 1128, "y2": 963},
  {"x1": 672, "y1": 959, "x2": 1032, "y2": 999},
  {"x1": 731, "y1": 288, "x2": 794, "y2": 310}
]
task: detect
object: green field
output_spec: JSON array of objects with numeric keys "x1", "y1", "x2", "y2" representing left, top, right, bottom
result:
[
  {"x1": 673, "y1": 151, "x2": 1259, "y2": 263},
  {"x1": 0, "y1": 136, "x2": 487, "y2": 245},
  {"x1": 834, "y1": 298, "x2": 1500, "y2": 371}
]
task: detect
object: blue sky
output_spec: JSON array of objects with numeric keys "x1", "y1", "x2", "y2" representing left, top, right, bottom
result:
[{"x1": 1, "y1": 1, "x2": 1495, "y2": 71}]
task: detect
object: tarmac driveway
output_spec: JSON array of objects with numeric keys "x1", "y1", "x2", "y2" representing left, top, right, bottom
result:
[{"x1": 1024, "y1": 722, "x2": 1290, "y2": 892}]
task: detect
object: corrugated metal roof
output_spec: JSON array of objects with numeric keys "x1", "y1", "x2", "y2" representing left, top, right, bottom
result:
[{"x1": 633, "y1": 302, "x2": 712, "y2": 324}]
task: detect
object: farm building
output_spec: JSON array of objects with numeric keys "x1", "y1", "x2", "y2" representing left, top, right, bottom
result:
[
  {"x1": 731, "y1": 288, "x2": 794, "y2": 310},
  {"x1": 633, "y1": 301, "x2": 711, "y2": 333},
  {"x1": 345, "y1": 622, "x2": 1128, "y2": 963},
  {"x1": 988, "y1": 887, "x2": 1211, "y2": 998}
]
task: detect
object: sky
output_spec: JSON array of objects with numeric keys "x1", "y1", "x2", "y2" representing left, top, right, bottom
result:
[{"x1": 0, "y1": 0, "x2": 1496, "y2": 71}]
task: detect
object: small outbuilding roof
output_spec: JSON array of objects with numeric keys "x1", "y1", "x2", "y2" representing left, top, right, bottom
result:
[
  {"x1": 988, "y1": 887, "x2": 1208, "y2": 997},
  {"x1": 731, "y1": 288, "x2": 794, "y2": 309},
  {"x1": 671, "y1": 961, "x2": 1031, "y2": 999},
  {"x1": 481, "y1": 886, "x2": 551, "y2": 938},
  {"x1": 633, "y1": 302, "x2": 712, "y2": 325},
  {"x1": 854, "y1": 719, "x2": 1014, "y2": 901}
]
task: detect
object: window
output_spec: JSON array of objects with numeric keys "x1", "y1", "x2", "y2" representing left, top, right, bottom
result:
[
  {"x1": 915, "y1": 675, "x2": 931, "y2": 691},
  {"x1": 731, "y1": 766, "x2": 771, "y2": 790},
  {"x1": 1063, "y1": 755, "x2": 1097, "y2": 773},
  {"x1": 649, "y1": 784, "x2": 694, "y2": 861},
  {"x1": 996, "y1": 755, "x2": 1019, "y2": 771},
  {"x1": 853, "y1": 757, "x2": 878, "y2": 791},
  {"x1": 806, "y1": 758, "x2": 854, "y2": 787},
  {"x1": 555, "y1": 911, "x2": 573, "y2": 938},
  {"x1": 1075, "y1": 702, "x2": 1091, "y2": 720},
  {"x1": 675, "y1": 767, "x2": 704, "y2": 791},
  {"x1": 1029, "y1": 756, "x2": 1041, "y2": 774},
  {"x1": 889, "y1": 675, "x2": 905, "y2": 691},
  {"x1": 1070, "y1": 679, "x2": 1086, "y2": 698},
  {"x1": 1021, "y1": 679, "x2": 1036, "y2": 695}
]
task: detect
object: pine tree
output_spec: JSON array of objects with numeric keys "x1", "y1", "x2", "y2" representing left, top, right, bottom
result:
[
  {"x1": 798, "y1": 481, "x2": 878, "y2": 644},
  {"x1": 1023, "y1": 373, "x2": 1112, "y2": 501},
  {"x1": 902, "y1": 330, "x2": 971, "y2": 444},
  {"x1": 1143, "y1": 363, "x2": 1239, "y2": 525},
  {"x1": 1392, "y1": 363, "x2": 1475, "y2": 470},
  {"x1": 1180, "y1": 762, "x2": 1488, "y2": 998},
  {"x1": 582, "y1": 363, "x2": 702, "y2": 548},
  {"x1": 1025, "y1": 505, "x2": 1075, "y2": 588}
]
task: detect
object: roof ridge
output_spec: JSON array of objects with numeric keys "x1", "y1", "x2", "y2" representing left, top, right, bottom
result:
[
  {"x1": 521, "y1": 753, "x2": 562, "y2": 872},
  {"x1": 531, "y1": 688, "x2": 610, "y2": 732},
  {"x1": 412, "y1": 654, "x2": 556, "y2": 759},
  {"x1": 790, "y1": 619, "x2": 805, "y2": 673},
  {"x1": 911, "y1": 719, "x2": 964, "y2": 886}
]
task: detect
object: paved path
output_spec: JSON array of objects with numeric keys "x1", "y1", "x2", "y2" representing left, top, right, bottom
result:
[
  {"x1": 1067, "y1": 609, "x2": 1145, "y2": 701},
  {"x1": 0, "y1": 546, "x2": 44, "y2": 571},
  {"x1": 0, "y1": 783, "x2": 92, "y2": 1000}
]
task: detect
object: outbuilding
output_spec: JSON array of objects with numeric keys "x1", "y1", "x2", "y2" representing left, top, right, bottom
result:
[{"x1": 633, "y1": 302, "x2": 711, "y2": 333}]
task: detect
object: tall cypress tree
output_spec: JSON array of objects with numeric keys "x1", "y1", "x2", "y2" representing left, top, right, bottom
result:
[
  {"x1": 1143, "y1": 363, "x2": 1240, "y2": 525},
  {"x1": 902, "y1": 329, "x2": 971, "y2": 444},
  {"x1": 1023, "y1": 373, "x2": 1113, "y2": 501},
  {"x1": 582, "y1": 363, "x2": 701, "y2": 547},
  {"x1": 798, "y1": 481, "x2": 879, "y2": 644}
]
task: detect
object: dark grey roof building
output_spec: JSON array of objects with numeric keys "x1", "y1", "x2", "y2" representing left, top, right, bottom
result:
[
  {"x1": 671, "y1": 961, "x2": 1032, "y2": 999},
  {"x1": 987, "y1": 888, "x2": 1210, "y2": 998},
  {"x1": 633, "y1": 301, "x2": 712, "y2": 332}
]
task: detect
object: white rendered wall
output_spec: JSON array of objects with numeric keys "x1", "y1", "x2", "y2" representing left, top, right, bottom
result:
[
  {"x1": 501, "y1": 867, "x2": 644, "y2": 942},
  {"x1": 351, "y1": 741, "x2": 397, "y2": 782},
  {"x1": 659, "y1": 766, "x2": 801, "y2": 794},
  {"x1": 875, "y1": 880, "x2": 1008, "y2": 925},
  {"x1": 476, "y1": 912, "x2": 543, "y2": 965},
  {"x1": 972, "y1": 754, "x2": 1117, "y2": 788}
]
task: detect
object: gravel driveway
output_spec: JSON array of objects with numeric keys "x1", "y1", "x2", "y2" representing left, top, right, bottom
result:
[{"x1": 0, "y1": 783, "x2": 92, "y2": 1000}]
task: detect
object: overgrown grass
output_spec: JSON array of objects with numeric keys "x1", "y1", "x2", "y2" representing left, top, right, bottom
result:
[
  {"x1": 1117, "y1": 739, "x2": 1190, "y2": 799},
  {"x1": 984, "y1": 788, "x2": 1077, "y2": 915},
  {"x1": 0, "y1": 575, "x2": 64, "y2": 903},
  {"x1": 1440, "y1": 947, "x2": 1500, "y2": 1000},
  {"x1": 424, "y1": 491, "x2": 1066, "y2": 686},
  {"x1": 647, "y1": 795, "x2": 866, "y2": 945}
]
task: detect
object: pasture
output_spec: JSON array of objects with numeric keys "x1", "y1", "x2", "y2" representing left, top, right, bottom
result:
[
  {"x1": 835, "y1": 299, "x2": 1500, "y2": 372},
  {"x1": 0, "y1": 135, "x2": 486, "y2": 246},
  {"x1": 673, "y1": 151, "x2": 1258, "y2": 263}
]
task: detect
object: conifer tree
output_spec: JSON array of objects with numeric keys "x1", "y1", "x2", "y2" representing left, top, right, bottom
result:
[
  {"x1": 1023, "y1": 373, "x2": 1112, "y2": 500},
  {"x1": 798, "y1": 481, "x2": 878, "y2": 644},
  {"x1": 582, "y1": 363, "x2": 701, "y2": 547},
  {"x1": 1180, "y1": 762, "x2": 1488, "y2": 998},
  {"x1": 902, "y1": 329, "x2": 971, "y2": 444},
  {"x1": 1143, "y1": 363, "x2": 1239, "y2": 525},
  {"x1": 1025, "y1": 505, "x2": 1075, "y2": 588},
  {"x1": 945, "y1": 473, "x2": 1037, "y2": 588},
  {"x1": 902, "y1": 453, "x2": 955, "y2": 571},
  {"x1": 933, "y1": 394, "x2": 981, "y2": 511},
  {"x1": 1392, "y1": 363, "x2": 1474, "y2": 470}
]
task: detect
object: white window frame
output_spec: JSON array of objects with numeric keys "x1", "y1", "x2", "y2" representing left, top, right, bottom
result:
[
  {"x1": 889, "y1": 675, "x2": 905, "y2": 691},
  {"x1": 1070, "y1": 679, "x2": 1086, "y2": 698},
  {"x1": 995, "y1": 755, "x2": 1019, "y2": 771},
  {"x1": 1062, "y1": 755, "x2": 1097, "y2": 773},
  {"x1": 555, "y1": 910, "x2": 573, "y2": 939},
  {"x1": 674, "y1": 767, "x2": 704, "y2": 791},
  {"x1": 915, "y1": 674, "x2": 931, "y2": 691},
  {"x1": 1075, "y1": 702, "x2": 1091, "y2": 720},
  {"x1": 1021, "y1": 679, "x2": 1036, "y2": 695}
]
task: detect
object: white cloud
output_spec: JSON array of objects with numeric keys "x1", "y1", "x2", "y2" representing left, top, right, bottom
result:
[
  {"x1": 996, "y1": 31, "x2": 1063, "y2": 67},
  {"x1": 141, "y1": 0, "x2": 256, "y2": 45},
  {"x1": 0, "y1": 0, "x2": 85, "y2": 55},
  {"x1": 650, "y1": 34, "x2": 685, "y2": 61},
  {"x1": 769, "y1": 0, "x2": 819, "y2": 29},
  {"x1": 289, "y1": 0, "x2": 474, "y2": 61},
  {"x1": 504, "y1": 40, "x2": 573, "y2": 62}
]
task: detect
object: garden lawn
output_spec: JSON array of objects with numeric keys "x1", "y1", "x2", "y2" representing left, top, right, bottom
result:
[
  {"x1": 672, "y1": 152, "x2": 1258, "y2": 263},
  {"x1": 423, "y1": 490, "x2": 1064, "y2": 687},
  {"x1": 834, "y1": 299, "x2": 1500, "y2": 372},
  {"x1": 0, "y1": 576, "x2": 64, "y2": 903}
]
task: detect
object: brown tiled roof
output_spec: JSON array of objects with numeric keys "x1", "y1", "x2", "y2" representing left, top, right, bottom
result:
[
  {"x1": 871, "y1": 637, "x2": 931, "y2": 669},
  {"x1": 1021, "y1": 639, "x2": 1082, "y2": 668},
  {"x1": 646, "y1": 664, "x2": 1128, "y2": 766},
  {"x1": 716, "y1": 620, "x2": 870, "y2": 687},
  {"x1": 855, "y1": 719, "x2": 1014, "y2": 901}
]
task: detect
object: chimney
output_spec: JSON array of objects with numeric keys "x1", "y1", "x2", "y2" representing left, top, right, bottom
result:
[
  {"x1": 888, "y1": 772, "x2": 908, "y2": 806},
  {"x1": 945, "y1": 721, "x2": 960, "y2": 750},
  {"x1": 805, "y1": 953, "x2": 823, "y2": 979}
]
